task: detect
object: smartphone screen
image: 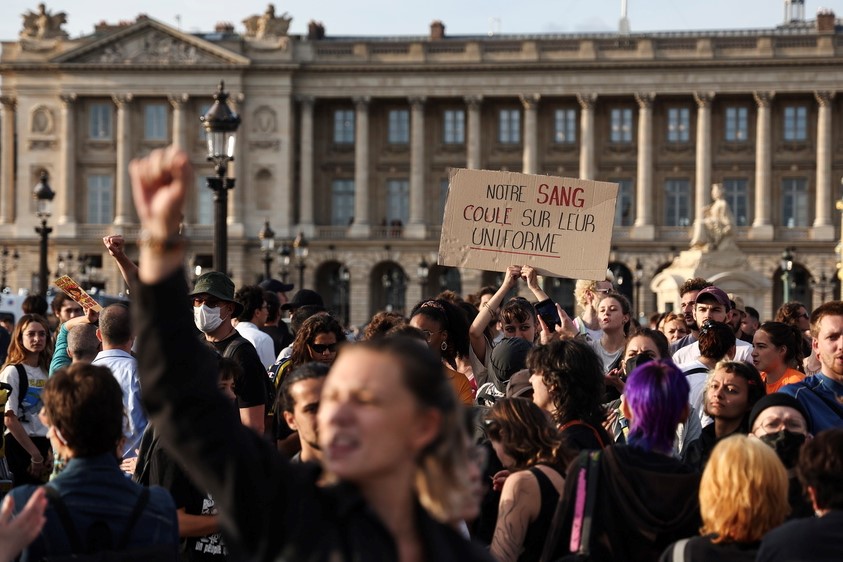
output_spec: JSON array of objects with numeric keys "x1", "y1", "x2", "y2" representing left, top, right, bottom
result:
[{"x1": 534, "y1": 299, "x2": 561, "y2": 330}]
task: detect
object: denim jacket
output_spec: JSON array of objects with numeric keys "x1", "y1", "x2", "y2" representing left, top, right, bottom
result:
[{"x1": 10, "y1": 453, "x2": 179, "y2": 561}]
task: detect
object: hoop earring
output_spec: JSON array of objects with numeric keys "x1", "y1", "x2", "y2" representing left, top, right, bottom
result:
[{"x1": 441, "y1": 341, "x2": 448, "y2": 352}]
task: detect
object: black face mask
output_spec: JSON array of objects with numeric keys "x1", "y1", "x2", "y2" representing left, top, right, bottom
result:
[{"x1": 759, "y1": 430, "x2": 807, "y2": 468}]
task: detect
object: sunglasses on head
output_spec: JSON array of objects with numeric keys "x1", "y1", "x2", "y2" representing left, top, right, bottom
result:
[{"x1": 309, "y1": 342, "x2": 338, "y2": 354}]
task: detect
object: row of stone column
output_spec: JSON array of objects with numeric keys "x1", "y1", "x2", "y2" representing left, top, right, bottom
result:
[
  {"x1": 293, "y1": 91, "x2": 836, "y2": 241},
  {"x1": 0, "y1": 93, "x2": 246, "y2": 230}
]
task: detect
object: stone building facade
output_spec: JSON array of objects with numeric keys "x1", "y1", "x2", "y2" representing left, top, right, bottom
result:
[{"x1": 1, "y1": 7, "x2": 842, "y2": 325}]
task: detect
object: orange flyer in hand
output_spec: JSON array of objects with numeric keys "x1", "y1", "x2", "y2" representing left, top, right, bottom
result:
[{"x1": 54, "y1": 275, "x2": 103, "y2": 312}]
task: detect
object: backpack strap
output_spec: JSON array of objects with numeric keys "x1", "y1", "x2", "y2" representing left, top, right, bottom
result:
[
  {"x1": 683, "y1": 366, "x2": 709, "y2": 376},
  {"x1": 14, "y1": 364, "x2": 28, "y2": 422},
  {"x1": 44, "y1": 485, "x2": 151, "y2": 553},
  {"x1": 116, "y1": 487, "x2": 151, "y2": 549},
  {"x1": 671, "y1": 537, "x2": 691, "y2": 562},
  {"x1": 559, "y1": 419, "x2": 606, "y2": 449},
  {"x1": 222, "y1": 338, "x2": 247, "y2": 360},
  {"x1": 44, "y1": 485, "x2": 85, "y2": 553}
]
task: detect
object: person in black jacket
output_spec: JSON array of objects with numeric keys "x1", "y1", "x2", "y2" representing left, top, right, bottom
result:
[{"x1": 129, "y1": 145, "x2": 492, "y2": 562}]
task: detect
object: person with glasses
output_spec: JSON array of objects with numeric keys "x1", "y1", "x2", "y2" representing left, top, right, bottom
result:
[
  {"x1": 775, "y1": 301, "x2": 815, "y2": 371},
  {"x1": 409, "y1": 299, "x2": 474, "y2": 405},
  {"x1": 189, "y1": 272, "x2": 268, "y2": 435},
  {"x1": 751, "y1": 322, "x2": 806, "y2": 394},
  {"x1": 748, "y1": 393, "x2": 814, "y2": 520}
]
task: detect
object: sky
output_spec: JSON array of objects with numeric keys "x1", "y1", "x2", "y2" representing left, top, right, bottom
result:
[{"x1": 3, "y1": 0, "x2": 842, "y2": 41}]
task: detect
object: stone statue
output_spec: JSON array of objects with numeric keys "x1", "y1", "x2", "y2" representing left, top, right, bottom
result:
[
  {"x1": 20, "y1": 3, "x2": 68, "y2": 40},
  {"x1": 689, "y1": 183, "x2": 738, "y2": 252},
  {"x1": 243, "y1": 4, "x2": 292, "y2": 39}
]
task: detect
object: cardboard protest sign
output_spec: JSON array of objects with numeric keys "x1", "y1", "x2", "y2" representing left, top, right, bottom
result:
[
  {"x1": 54, "y1": 275, "x2": 103, "y2": 312},
  {"x1": 439, "y1": 169, "x2": 618, "y2": 281}
]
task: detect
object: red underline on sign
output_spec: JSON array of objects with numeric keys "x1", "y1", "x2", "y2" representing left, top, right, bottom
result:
[{"x1": 469, "y1": 247, "x2": 560, "y2": 259}]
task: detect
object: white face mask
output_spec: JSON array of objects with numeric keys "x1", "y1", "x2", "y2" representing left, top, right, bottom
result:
[{"x1": 194, "y1": 304, "x2": 224, "y2": 333}]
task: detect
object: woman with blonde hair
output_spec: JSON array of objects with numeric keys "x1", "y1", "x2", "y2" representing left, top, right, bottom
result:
[
  {"x1": 0, "y1": 314, "x2": 53, "y2": 486},
  {"x1": 487, "y1": 398, "x2": 572, "y2": 562},
  {"x1": 126, "y1": 146, "x2": 493, "y2": 561},
  {"x1": 661, "y1": 434, "x2": 789, "y2": 561}
]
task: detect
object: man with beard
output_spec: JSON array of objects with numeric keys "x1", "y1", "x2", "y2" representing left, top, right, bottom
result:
[
  {"x1": 749, "y1": 393, "x2": 813, "y2": 519},
  {"x1": 278, "y1": 362, "x2": 329, "y2": 463},
  {"x1": 669, "y1": 278, "x2": 712, "y2": 354},
  {"x1": 780, "y1": 301, "x2": 843, "y2": 433}
]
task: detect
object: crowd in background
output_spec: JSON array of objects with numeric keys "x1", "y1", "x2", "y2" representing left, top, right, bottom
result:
[{"x1": 0, "y1": 146, "x2": 842, "y2": 561}]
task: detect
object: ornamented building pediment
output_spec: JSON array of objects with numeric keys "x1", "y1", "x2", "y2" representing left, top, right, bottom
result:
[{"x1": 51, "y1": 17, "x2": 249, "y2": 66}]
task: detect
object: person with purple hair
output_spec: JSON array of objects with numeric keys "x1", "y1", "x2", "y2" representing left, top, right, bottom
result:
[{"x1": 553, "y1": 360, "x2": 701, "y2": 562}]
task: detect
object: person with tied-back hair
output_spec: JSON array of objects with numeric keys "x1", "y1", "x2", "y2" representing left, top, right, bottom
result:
[
  {"x1": 591, "y1": 292, "x2": 632, "y2": 374},
  {"x1": 527, "y1": 339, "x2": 609, "y2": 452},
  {"x1": 7, "y1": 363, "x2": 179, "y2": 561},
  {"x1": 409, "y1": 299, "x2": 473, "y2": 404},
  {"x1": 756, "y1": 427, "x2": 843, "y2": 561},
  {"x1": 660, "y1": 435, "x2": 789, "y2": 562},
  {"x1": 554, "y1": 360, "x2": 701, "y2": 561},
  {"x1": 127, "y1": 146, "x2": 492, "y2": 561},
  {"x1": 682, "y1": 361, "x2": 766, "y2": 471},
  {"x1": 774, "y1": 300, "x2": 812, "y2": 360},
  {"x1": 363, "y1": 311, "x2": 406, "y2": 341},
  {"x1": 486, "y1": 398, "x2": 573, "y2": 562},
  {"x1": 751, "y1": 321, "x2": 806, "y2": 393}
]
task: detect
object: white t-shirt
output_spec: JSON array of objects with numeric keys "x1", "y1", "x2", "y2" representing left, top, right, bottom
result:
[
  {"x1": 671, "y1": 338, "x2": 753, "y2": 365},
  {"x1": 0, "y1": 363, "x2": 48, "y2": 437}
]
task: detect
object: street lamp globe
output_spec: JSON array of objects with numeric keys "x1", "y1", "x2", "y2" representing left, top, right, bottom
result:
[
  {"x1": 33, "y1": 169, "x2": 55, "y2": 217},
  {"x1": 200, "y1": 81, "x2": 241, "y2": 168},
  {"x1": 293, "y1": 232, "x2": 309, "y2": 261},
  {"x1": 259, "y1": 220, "x2": 276, "y2": 253}
]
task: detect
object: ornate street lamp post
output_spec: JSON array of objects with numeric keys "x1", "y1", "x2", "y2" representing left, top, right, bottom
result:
[
  {"x1": 278, "y1": 242, "x2": 291, "y2": 284},
  {"x1": 258, "y1": 219, "x2": 275, "y2": 281},
  {"x1": 200, "y1": 81, "x2": 241, "y2": 274},
  {"x1": 417, "y1": 258, "x2": 429, "y2": 298},
  {"x1": 293, "y1": 232, "x2": 308, "y2": 289},
  {"x1": 634, "y1": 259, "x2": 644, "y2": 320},
  {"x1": 33, "y1": 170, "x2": 55, "y2": 296},
  {"x1": 780, "y1": 249, "x2": 794, "y2": 304}
]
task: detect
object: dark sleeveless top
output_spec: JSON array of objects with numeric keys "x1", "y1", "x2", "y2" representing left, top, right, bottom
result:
[{"x1": 519, "y1": 465, "x2": 562, "y2": 562}]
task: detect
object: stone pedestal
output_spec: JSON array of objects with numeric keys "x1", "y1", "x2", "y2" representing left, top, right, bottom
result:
[{"x1": 650, "y1": 247, "x2": 771, "y2": 313}]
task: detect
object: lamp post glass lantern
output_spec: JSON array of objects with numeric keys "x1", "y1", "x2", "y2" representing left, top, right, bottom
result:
[
  {"x1": 417, "y1": 258, "x2": 429, "y2": 297},
  {"x1": 33, "y1": 170, "x2": 55, "y2": 297},
  {"x1": 258, "y1": 219, "x2": 275, "y2": 281},
  {"x1": 200, "y1": 80, "x2": 241, "y2": 275},
  {"x1": 780, "y1": 249, "x2": 794, "y2": 304},
  {"x1": 278, "y1": 242, "x2": 291, "y2": 283},
  {"x1": 293, "y1": 232, "x2": 308, "y2": 289}
]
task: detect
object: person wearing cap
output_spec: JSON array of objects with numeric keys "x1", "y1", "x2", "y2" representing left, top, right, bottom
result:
[
  {"x1": 748, "y1": 393, "x2": 814, "y2": 519},
  {"x1": 259, "y1": 278, "x2": 294, "y2": 308},
  {"x1": 779, "y1": 300, "x2": 843, "y2": 433},
  {"x1": 672, "y1": 286, "x2": 753, "y2": 365},
  {"x1": 475, "y1": 337, "x2": 532, "y2": 407},
  {"x1": 261, "y1": 291, "x2": 293, "y2": 357},
  {"x1": 189, "y1": 272, "x2": 267, "y2": 434},
  {"x1": 280, "y1": 289, "x2": 325, "y2": 315}
]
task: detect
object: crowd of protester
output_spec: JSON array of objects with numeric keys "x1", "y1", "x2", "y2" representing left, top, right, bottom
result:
[{"x1": 1, "y1": 145, "x2": 842, "y2": 561}]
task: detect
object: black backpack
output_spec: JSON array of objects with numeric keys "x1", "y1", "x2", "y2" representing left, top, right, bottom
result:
[{"x1": 41, "y1": 486, "x2": 177, "y2": 561}]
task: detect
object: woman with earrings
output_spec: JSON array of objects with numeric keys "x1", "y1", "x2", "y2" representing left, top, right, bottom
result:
[
  {"x1": 7, "y1": 363, "x2": 179, "y2": 560},
  {"x1": 0, "y1": 314, "x2": 53, "y2": 487},
  {"x1": 409, "y1": 299, "x2": 474, "y2": 404}
]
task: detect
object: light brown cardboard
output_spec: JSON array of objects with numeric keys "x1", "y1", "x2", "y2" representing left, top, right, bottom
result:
[{"x1": 438, "y1": 168, "x2": 618, "y2": 281}]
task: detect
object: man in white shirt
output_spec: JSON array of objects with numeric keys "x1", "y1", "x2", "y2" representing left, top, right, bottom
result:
[
  {"x1": 672, "y1": 286, "x2": 753, "y2": 365},
  {"x1": 233, "y1": 285, "x2": 276, "y2": 368}
]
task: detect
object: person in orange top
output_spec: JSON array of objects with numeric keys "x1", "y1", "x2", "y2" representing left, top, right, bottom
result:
[
  {"x1": 408, "y1": 299, "x2": 475, "y2": 405},
  {"x1": 752, "y1": 321, "x2": 806, "y2": 393}
]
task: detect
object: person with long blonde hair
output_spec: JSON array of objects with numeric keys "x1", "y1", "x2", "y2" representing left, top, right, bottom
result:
[
  {"x1": 0, "y1": 313, "x2": 53, "y2": 486},
  {"x1": 661, "y1": 434, "x2": 789, "y2": 561}
]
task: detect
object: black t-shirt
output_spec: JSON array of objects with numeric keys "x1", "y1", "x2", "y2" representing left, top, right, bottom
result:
[
  {"x1": 660, "y1": 536, "x2": 759, "y2": 562},
  {"x1": 261, "y1": 324, "x2": 293, "y2": 357},
  {"x1": 210, "y1": 334, "x2": 267, "y2": 409},
  {"x1": 147, "y1": 435, "x2": 227, "y2": 561}
]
